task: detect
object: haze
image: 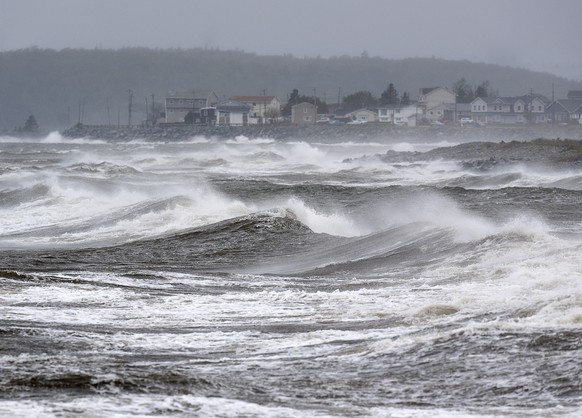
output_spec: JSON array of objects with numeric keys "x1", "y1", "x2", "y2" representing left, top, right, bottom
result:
[{"x1": 1, "y1": 0, "x2": 581, "y2": 81}]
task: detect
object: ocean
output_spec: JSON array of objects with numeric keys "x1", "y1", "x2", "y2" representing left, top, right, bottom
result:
[{"x1": 1, "y1": 131, "x2": 581, "y2": 417}]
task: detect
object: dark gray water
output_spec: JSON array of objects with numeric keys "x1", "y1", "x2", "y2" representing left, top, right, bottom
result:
[{"x1": 1, "y1": 133, "x2": 581, "y2": 417}]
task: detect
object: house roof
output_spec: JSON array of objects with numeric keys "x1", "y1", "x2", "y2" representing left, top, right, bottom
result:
[
  {"x1": 230, "y1": 96, "x2": 278, "y2": 104},
  {"x1": 216, "y1": 100, "x2": 251, "y2": 112},
  {"x1": 551, "y1": 99, "x2": 582, "y2": 113},
  {"x1": 440, "y1": 103, "x2": 471, "y2": 111},
  {"x1": 166, "y1": 90, "x2": 216, "y2": 100},
  {"x1": 496, "y1": 97, "x2": 520, "y2": 104},
  {"x1": 420, "y1": 87, "x2": 440, "y2": 95},
  {"x1": 346, "y1": 108, "x2": 377, "y2": 115},
  {"x1": 420, "y1": 87, "x2": 454, "y2": 96},
  {"x1": 378, "y1": 104, "x2": 418, "y2": 110},
  {"x1": 473, "y1": 94, "x2": 551, "y2": 106},
  {"x1": 567, "y1": 90, "x2": 582, "y2": 99},
  {"x1": 520, "y1": 93, "x2": 551, "y2": 104},
  {"x1": 292, "y1": 102, "x2": 316, "y2": 109}
]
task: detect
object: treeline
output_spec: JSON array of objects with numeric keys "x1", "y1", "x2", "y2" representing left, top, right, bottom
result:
[{"x1": 0, "y1": 47, "x2": 580, "y2": 130}]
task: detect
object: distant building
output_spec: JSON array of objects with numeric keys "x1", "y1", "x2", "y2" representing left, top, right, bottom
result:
[
  {"x1": 215, "y1": 100, "x2": 251, "y2": 126},
  {"x1": 230, "y1": 95, "x2": 281, "y2": 124},
  {"x1": 164, "y1": 90, "x2": 220, "y2": 123},
  {"x1": 470, "y1": 94, "x2": 551, "y2": 124},
  {"x1": 345, "y1": 108, "x2": 378, "y2": 123},
  {"x1": 546, "y1": 99, "x2": 582, "y2": 123},
  {"x1": 417, "y1": 87, "x2": 455, "y2": 113},
  {"x1": 291, "y1": 102, "x2": 317, "y2": 124},
  {"x1": 378, "y1": 105, "x2": 418, "y2": 124}
]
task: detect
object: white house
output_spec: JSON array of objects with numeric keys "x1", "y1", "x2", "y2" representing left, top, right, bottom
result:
[
  {"x1": 215, "y1": 100, "x2": 251, "y2": 126},
  {"x1": 230, "y1": 95, "x2": 281, "y2": 124},
  {"x1": 346, "y1": 108, "x2": 378, "y2": 123},
  {"x1": 470, "y1": 94, "x2": 551, "y2": 124},
  {"x1": 378, "y1": 105, "x2": 418, "y2": 124},
  {"x1": 417, "y1": 87, "x2": 455, "y2": 112}
]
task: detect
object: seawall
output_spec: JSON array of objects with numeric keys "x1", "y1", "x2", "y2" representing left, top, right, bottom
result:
[{"x1": 61, "y1": 123, "x2": 582, "y2": 142}]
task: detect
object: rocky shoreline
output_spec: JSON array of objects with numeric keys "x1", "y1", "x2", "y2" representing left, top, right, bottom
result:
[{"x1": 61, "y1": 122, "x2": 582, "y2": 143}]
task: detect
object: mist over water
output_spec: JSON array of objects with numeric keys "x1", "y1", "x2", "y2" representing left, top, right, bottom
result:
[{"x1": 1, "y1": 132, "x2": 582, "y2": 417}]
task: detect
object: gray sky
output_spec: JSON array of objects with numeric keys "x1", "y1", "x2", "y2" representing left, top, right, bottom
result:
[{"x1": 1, "y1": 0, "x2": 581, "y2": 80}]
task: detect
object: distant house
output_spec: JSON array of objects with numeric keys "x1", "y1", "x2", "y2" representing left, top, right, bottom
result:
[
  {"x1": 345, "y1": 108, "x2": 378, "y2": 123},
  {"x1": 417, "y1": 87, "x2": 455, "y2": 113},
  {"x1": 546, "y1": 99, "x2": 582, "y2": 123},
  {"x1": 425, "y1": 102, "x2": 471, "y2": 122},
  {"x1": 425, "y1": 104, "x2": 445, "y2": 122},
  {"x1": 378, "y1": 105, "x2": 418, "y2": 124},
  {"x1": 450, "y1": 103, "x2": 471, "y2": 121},
  {"x1": 291, "y1": 102, "x2": 317, "y2": 124},
  {"x1": 470, "y1": 94, "x2": 551, "y2": 124},
  {"x1": 215, "y1": 100, "x2": 251, "y2": 126},
  {"x1": 230, "y1": 95, "x2": 281, "y2": 124},
  {"x1": 164, "y1": 90, "x2": 219, "y2": 123}
]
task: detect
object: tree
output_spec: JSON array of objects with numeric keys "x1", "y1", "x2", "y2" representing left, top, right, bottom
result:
[
  {"x1": 475, "y1": 81, "x2": 490, "y2": 98},
  {"x1": 342, "y1": 90, "x2": 377, "y2": 111},
  {"x1": 379, "y1": 83, "x2": 399, "y2": 106},
  {"x1": 22, "y1": 114, "x2": 39, "y2": 132},
  {"x1": 400, "y1": 91, "x2": 410, "y2": 106},
  {"x1": 453, "y1": 78, "x2": 474, "y2": 103}
]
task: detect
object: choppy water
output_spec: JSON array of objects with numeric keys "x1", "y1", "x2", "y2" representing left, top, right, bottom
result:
[{"x1": 1, "y1": 132, "x2": 581, "y2": 417}]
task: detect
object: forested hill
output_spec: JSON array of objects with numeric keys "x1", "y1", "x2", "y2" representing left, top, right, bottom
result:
[{"x1": 1, "y1": 47, "x2": 581, "y2": 131}]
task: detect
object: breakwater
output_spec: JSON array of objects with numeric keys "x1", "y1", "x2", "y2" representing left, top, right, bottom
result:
[{"x1": 61, "y1": 122, "x2": 582, "y2": 142}]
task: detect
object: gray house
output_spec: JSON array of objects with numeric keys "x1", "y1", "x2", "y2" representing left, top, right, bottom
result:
[
  {"x1": 470, "y1": 94, "x2": 550, "y2": 124},
  {"x1": 546, "y1": 99, "x2": 582, "y2": 123},
  {"x1": 291, "y1": 102, "x2": 317, "y2": 124},
  {"x1": 164, "y1": 90, "x2": 220, "y2": 123}
]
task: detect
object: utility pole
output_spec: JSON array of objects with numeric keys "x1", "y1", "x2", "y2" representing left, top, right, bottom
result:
[
  {"x1": 145, "y1": 96, "x2": 149, "y2": 128},
  {"x1": 262, "y1": 89, "x2": 267, "y2": 124},
  {"x1": 313, "y1": 88, "x2": 317, "y2": 122},
  {"x1": 529, "y1": 88, "x2": 534, "y2": 123},
  {"x1": 151, "y1": 94, "x2": 155, "y2": 127},
  {"x1": 106, "y1": 97, "x2": 111, "y2": 127},
  {"x1": 551, "y1": 83, "x2": 556, "y2": 123},
  {"x1": 192, "y1": 90, "x2": 196, "y2": 125},
  {"x1": 128, "y1": 89, "x2": 134, "y2": 127}
]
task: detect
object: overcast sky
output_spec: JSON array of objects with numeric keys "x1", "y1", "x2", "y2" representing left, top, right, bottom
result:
[{"x1": 1, "y1": 0, "x2": 581, "y2": 80}]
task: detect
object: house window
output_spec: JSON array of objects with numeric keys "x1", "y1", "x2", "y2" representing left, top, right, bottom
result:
[
  {"x1": 304, "y1": 108, "x2": 307, "y2": 113},
  {"x1": 538, "y1": 106, "x2": 542, "y2": 111},
  {"x1": 305, "y1": 116, "x2": 310, "y2": 121}
]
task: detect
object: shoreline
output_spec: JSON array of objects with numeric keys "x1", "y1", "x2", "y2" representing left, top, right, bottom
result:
[{"x1": 60, "y1": 122, "x2": 582, "y2": 142}]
